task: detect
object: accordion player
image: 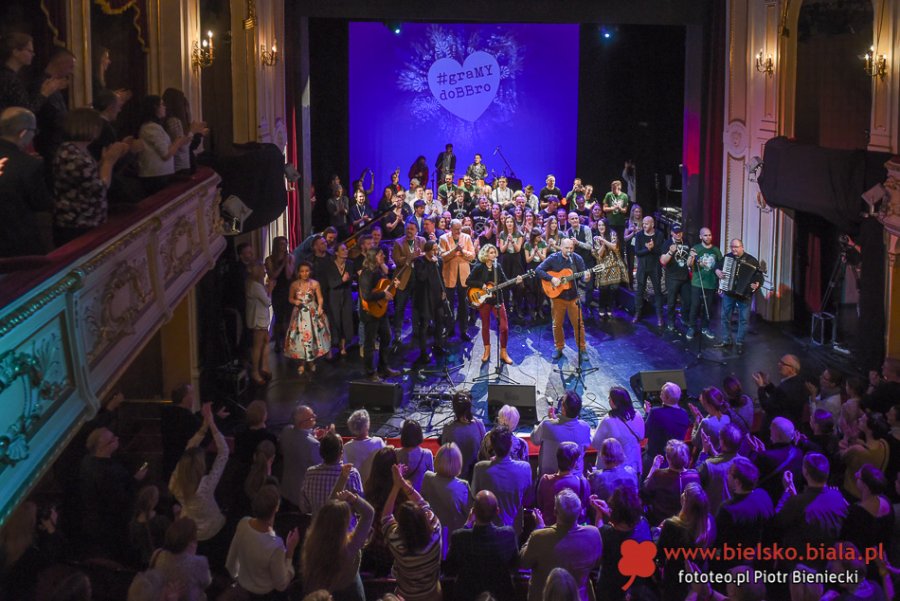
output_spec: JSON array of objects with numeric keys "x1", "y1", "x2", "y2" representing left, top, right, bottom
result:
[{"x1": 717, "y1": 249, "x2": 764, "y2": 299}]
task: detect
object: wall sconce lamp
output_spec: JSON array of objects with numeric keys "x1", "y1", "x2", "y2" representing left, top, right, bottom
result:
[
  {"x1": 191, "y1": 30, "x2": 215, "y2": 70},
  {"x1": 260, "y1": 40, "x2": 278, "y2": 67},
  {"x1": 755, "y1": 49, "x2": 774, "y2": 75},
  {"x1": 863, "y1": 46, "x2": 887, "y2": 80}
]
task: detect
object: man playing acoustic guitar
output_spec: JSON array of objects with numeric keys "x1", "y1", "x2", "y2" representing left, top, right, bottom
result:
[
  {"x1": 536, "y1": 238, "x2": 591, "y2": 360},
  {"x1": 359, "y1": 248, "x2": 402, "y2": 382}
]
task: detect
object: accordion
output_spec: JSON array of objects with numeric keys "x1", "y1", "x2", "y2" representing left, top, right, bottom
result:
[{"x1": 718, "y1": 255, "x2": 758, "y2": 299}]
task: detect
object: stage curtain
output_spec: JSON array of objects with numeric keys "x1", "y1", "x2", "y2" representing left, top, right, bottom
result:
[
  {"x1": 39, "y1": 0, "x2": 66, "y2": 47},
  {"x1": 699, "y1": 0, "x2": 726, "y2": 241},
  {"x1": 93, "y1": 0, "x2": 149, "y2": 52}
]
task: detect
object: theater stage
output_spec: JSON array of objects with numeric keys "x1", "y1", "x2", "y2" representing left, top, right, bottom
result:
[{"x1": 253, "y1": 303, "x2": 863, "y2": 438}]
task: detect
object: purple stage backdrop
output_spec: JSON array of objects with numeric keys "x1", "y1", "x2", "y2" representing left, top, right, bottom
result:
[{"x1": 349, "y1": 22, "x2": 579, "y2": 196}]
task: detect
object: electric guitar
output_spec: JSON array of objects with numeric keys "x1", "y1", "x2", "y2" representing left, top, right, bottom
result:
[
  {"x1": 541, "y1": 264, "x2": 603, "y2": 299},
  {"x1": 360, "y1": 263, "x2": 412, "y2": 318},
  {"x1": 467, "y1": 270, "x2": 535, "y2": 307}
]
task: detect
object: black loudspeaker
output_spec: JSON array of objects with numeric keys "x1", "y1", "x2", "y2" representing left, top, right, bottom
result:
[
  {"x1": 349, "y1": 381, "x2": 402, "y2": 413},
  {"x1": 487, "y1": 384, "x2": 537, "y2": 424},
  {"x1": 629, "y1": 369, "x2": 687, "y2": 403}
]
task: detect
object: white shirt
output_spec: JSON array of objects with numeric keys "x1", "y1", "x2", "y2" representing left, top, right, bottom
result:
[
  {"x1": 225, "y1": 517, "x2": 295, "y2": 594},
  {"x1": 531, "y1": 416, "x2": 592, "y2": 476},
  {"x1": 593, "y1": 414, "x2": 645, "y2": 477},
  {"x1": 343, "y1": 436, "x2": 386, "y2": 483}
]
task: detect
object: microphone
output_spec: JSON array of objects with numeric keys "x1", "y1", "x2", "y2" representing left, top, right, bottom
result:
[{"x1": 492, "y1": 146, "x2": 500, "y2": 156}]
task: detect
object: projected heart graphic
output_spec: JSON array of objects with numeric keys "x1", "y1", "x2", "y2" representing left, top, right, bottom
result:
[{"x1": 427, "y1": 51, "x2": 500, "y2": 122}]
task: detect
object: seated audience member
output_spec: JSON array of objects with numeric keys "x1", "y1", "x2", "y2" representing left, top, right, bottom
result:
[
  {"x1": 714, "y1": 457, "x2": 774, "y2": 568},
  {"x1": 361, "y1": 448, "x2": 401, "y2": 577},
  {"x1": 301, "y1": 490, "x2": 375, "y2": 601},
  {"x1": 594, "y1": 486, "x2": 652, "y2": 600},
  {"x1": 396, "y1": 419, "x2": 434, "y2": 492},
  {"x1": 588, "y1": 438, "x2": 638, "y2": 501},
  {"x1": 52, "y1": 107, "x2": 128, "y2": 245},
  {"x1": 234, "y1": 400, "x2": 277, "y2": 467},
  {"x1": 421, "y1": 443, "x2": 472, "y2": 560},
  {"x1": 536, "y1": 442, "x2": 590, "y2": 526},
  {"x1": 161, "y1": 87, "x2": 206, "y2": 175},
  {"x1": 445, "y1": 490, "x2": 518, "y2": 601},
  {"x1": 657, "y1": 483, "x2": 715, "y2": 601},
  {"x1": 128, "y1": 485, "x2": 171, "y2": 567},
  {"x1": 279, "y1": 404, "x2": 322, "y2": 510},
  {"x1": 642, "y1": 382, "x2": 691, "y2": 471},
  {"x1": 0, "y1": 107, "x2": 54, "y2": 256},
  {"x1": 595, "y1": 387, "x2": 645, "y2": 477},
  {"x1": 226, "y1": 485, "x2": 299, "y2": 598},
  {"x1": 471, "y1": 426, "x2": 533, "y2": 536},
  {"x1": 381, "y1": 464, "x2": 443, "y2": 601},
  {"x1": 521, "y1": 489, "x2": 602, "y2": 601},
  {"x1": 698, "y1": 423, "x2": 743, "y2": 514},
  {"x1": 149, "y1": 517, "x2": 212, "y2": 601},
  {"x1": 440, "y1": 392, "x2": 486, "y2": 481},
  {"x1": 821, "y1": 542, "x2": 890, "y2": 601},
  {"x1": 774, "y1": 453, "x2": 847, "y2": 561},
  {"x1": 478, "y1": 405, "x2": 529, "y2": 462},
  {"x1": 136, "y1": 94, "x2": 192, "y2": 193},
  {"x1": 863, "y1": 357, "x2": 900, "y2": 415},
  {"x1": 300, "y1": 431, "x2": 363, "y2": 515},
  {"x1": 746, "y1": 416, "x2": 804, "y2": 503},
  {"x1": 168, "y1": 404, "x2": 229, "y2": 557},
  {"x1": 642, "y1": 439, "x2": 701, "y2": 525},
  {"x1": 533, "y1": 391, "x2": 592, "y2": 477},
  {"x1": 342, "y1": 409, "x2": 386, "y2": 484},
  {"x1": 31, "y1": 46, "x2": 76, "y2": 163},
  {"x1": 79, "y1": 426, "x2": 146, "y2": 559},
  {"x1": 754, "y1": 353, "x2": 806, "y2": 426},
  {"x1": 840, "y1": 412, "x2": 891, "y2": 498},
  {"x1": 840, "y1": 465, "x2": 894, "y2": 572}
]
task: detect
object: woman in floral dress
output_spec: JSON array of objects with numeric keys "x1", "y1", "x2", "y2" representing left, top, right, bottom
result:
[
  {"x1": 592, "y1": 218, "x2": 629, "y2": 319},
  {"x1": 284, "y1": 262, "x2": 331, "y2": 374}
]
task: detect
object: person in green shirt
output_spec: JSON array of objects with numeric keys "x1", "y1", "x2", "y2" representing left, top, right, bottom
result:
[
  {"x1": 686, "y1": 227, "x2": 723, "y2": 340},
  {"x1": 601, "y1": 180, "x2": 630, "y2": 251}
]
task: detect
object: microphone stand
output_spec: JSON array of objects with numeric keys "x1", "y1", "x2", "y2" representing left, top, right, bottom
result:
[
  {"x1": 554, "y1": 266, "x2": 599, "y2": 391},
  {"x1": 494, "y1": 146, "x2": 518, "y2": 178},
  {"x1": 685, "y1": 255, "x2": 725, "y2": 368}
]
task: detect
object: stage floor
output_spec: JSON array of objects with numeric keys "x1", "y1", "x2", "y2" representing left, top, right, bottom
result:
[{"x1": 257, "y1": 307, "x2": 862, "y2": 438}]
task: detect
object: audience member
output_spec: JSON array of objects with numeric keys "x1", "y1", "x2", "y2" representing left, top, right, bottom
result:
[
  {"x1": 521, "y1": 489, "x2": 602, "y2": 601},
  {"x1": 587, "y1": 438, "x2": 638, "y2": 501},
  {"x1": 300, "y1": 431, "x2": 363, "y2": 515},
  {"x1": 225, "y1": 485, "x2": 299, "y2": 598},
  {"x1": 160, "y1": 385, "x2": 203, "y2": 480},
  {"x1": 149, "y1": 517, "x2": 212, "y2": 601},
  {"x1": 642, "y1": 381, "x2": 691, "y2": 470},
  {"x1": 396, "y1": 420, "x2": 434, "y2": 492},
  {"x1": 594, "y1": 387, "x2": 645, "y2": 477},
  {"x1": 535, "y1": 442, "x2": 590, "y2": 526},
  {"x1": 864, "y1": 357, "x2": 900, "y2": 414},
  {"x1": 690, "y1": 386, "x2": 732, "y2": 454},
  {"x1": 161, "y1": 87, "x2": 206, "y2": 174},
  {"x1": 593, "y1": 485, "x2": 652, "y2": 600},
  {"x1": 233, "y1": 400, "x2": 277, "y2": 467},
  {"x1": 533, "y1": 391, "x2": 592, "y2": 477},
  {"x1": 445, "y1": 490, "x2": 518, "y2": 601},
  {"x1": 542, "y1": 567, "x2": 579, "y2": 601},
  {"x1": 746, "y1": 416, "x2": 804, "y2": 503},
  {"x1": 31, "y1": 46, "x2": 76, "y2": 163},
  {"x1": 301, "y1": 490, "x2": 375, "y2": 601},
  {"x1": 714, "y1": 457, "x2": 774, "y2": 568},
  {"x1": 841, "y1": 412, "x2": 891, "y2": 499},
  {"x1": 754, "y1": 353, "x2": 806, "y2": 426},
  {"x1": 698, "y1": 423, "x2": 742, "y2": 514},
  {"x1": 361, "y1": 447, "x2": 402, "y2": 577},
  {"x1": 421, "y1": 443, "x2": 472, "y2": 560},
  {"x1": 657, "y1": 483, "x2": 715, "y2": 601},
  {"x1": 478, "y1": 404, "x2": 529, "y2": 462},
  {"x1": 722, "y1": 374, "x2": 756, "y2": 434},
  {"x1": 471, "y1": 426, "x2": 533, "y2": 535},
  {"x1": 136, "y1": 94, "x2": 191, "y2": 193},
  {"x1": 840, "y1": 465, "x2": 894, "y2": 573},
  {"x1": 343, "y1": 409, "x2": 386, "y2": 483},
  {"x1": 278, "y1": 405, "x2": 322, "y2": 510},
  {"x1": 0, "y1": 106, "x2": 54, "y2": 256},
  {"x1": 0, "y1": 32, "x2": 67, "y2": 113},
  {"x1": 440, "y1": 392, "x2": 486, "y2": 480},
  {"x1": 128, "y1": 485, "x2": 171, "y2": 567},
  {"x1": 642, "y1": 439, "x2": 701, "y2": 525}
]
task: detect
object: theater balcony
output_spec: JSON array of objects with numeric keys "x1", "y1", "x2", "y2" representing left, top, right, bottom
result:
[{"x1": 0, "y1": 168, "x2": 224, "y2": 522}]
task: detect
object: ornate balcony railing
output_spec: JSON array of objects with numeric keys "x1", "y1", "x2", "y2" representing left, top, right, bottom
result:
[{"x1": 0, "y1": 168, "x2": 224, "y2": 523}]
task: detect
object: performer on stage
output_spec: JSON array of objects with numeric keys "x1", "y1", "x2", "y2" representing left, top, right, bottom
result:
[
  {"x1": 602, "y1": 179, "x2": 630, "y2": 246},
  {"x1": 349, "y1": 189, "x2": 374, "y2": 233},
  {"x1": 536, "y1": 238, "x2": 590, "y2": 360},
  {"x1": 466, "y1": 153, "x2": 487, "y2": 181},
  {"x1": 632, "y1": 215, "x2": 665, "y2": 326},
  {"x1": 411, "y1": 241, "x2": 447, "y2": 363},
  {"x1": 358, "y1": 248, "x2": 401, "y2": 381},
  {"x1": 714, "y1": 239, "x2": 763, "y2": 355},
  {"x1": 435, "y1": 142, "x2": 456, "y2": 182},
  {"x1": 686, "y1": 227, "x2": 722, "y2": 340},
  {"x1": 467, "y1": 244, "x2": 522, "y2": 364},
  {"x1": 659, "y1": 224, "x2": 692, "y2": 332},
  {"x1": 439, "y1": 219, "x2": 476, "y2": 342},
  {"x1": 591, "y1": 219, "x2": 628, "y2": 319},
  {"x1": 391, "y1": 221, "x2": 424, "y2": 351},
  {"x1": 565, "y1": 211, "x2": 594, "y2": 312}
]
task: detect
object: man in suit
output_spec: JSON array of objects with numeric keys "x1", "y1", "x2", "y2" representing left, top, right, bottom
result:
[
  {"x1": 754, "y1": 354, "x2": 806, "y2": 426},
  {"x1": 471, "y1": 426, "x2": 533, "y2": 536},
  {"x1": 445, "y1": 490, "x2": 518, "y2": 601},
  {"x1": 439, "y1": 219, "x2": 476, "y2": 342},
  {"x1": 411, "y1": 241, "x2": 447, "y2": 363},
  {"x1": 391, "y1": 221, "x2": 425, "y2": 350},
  {"x1": 0, "y1": 107, "x2": 54, "y2": 256},
  {"x1": 520, "y1": 489, "x2": 602, "y2": 601},
  {"x1": 435, "y1": 142, "x2": 456, "y2": 181}
]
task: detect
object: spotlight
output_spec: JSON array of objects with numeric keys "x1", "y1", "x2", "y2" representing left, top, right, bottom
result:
[
  {"x1": 599, "y1": 26, "x2": 617, "y2": 40},
  {"x1": 384, "y1": 21, "x2": 402, "y2": 35}
]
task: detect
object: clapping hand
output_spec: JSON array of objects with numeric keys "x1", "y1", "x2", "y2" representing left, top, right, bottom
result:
[
  {"x1": 644, "y1": 400, "x2": 652, "y2": 415},
  {"x1": 752, "y1": 371, "x2": 769, "y2": 387},
  {"x1": 746, "y1": 433, "x2": 766, "y2": 452},
  {"x1": 782, "y1": 470, "x2": 796, "y2": 496},
  {"x1": 804, "y1": 381, "x2": 818, "y2": 398},
  {"x1": 391, "y1": 463, "x2": 408, "y2": 488},
  {"x1": 689, "y1": 403, "x2": 703, "y2": 423},
  {"x1": 651, "y1": 454, "x2": 665, "y2": 470},
  {"x1": 589, "y1": 495, "x2": 610, "y2": 518}
]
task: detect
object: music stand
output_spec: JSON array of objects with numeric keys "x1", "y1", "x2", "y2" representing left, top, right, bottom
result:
[{"x1": 685, "y1": 261, "x2": 726, "y2": 368}]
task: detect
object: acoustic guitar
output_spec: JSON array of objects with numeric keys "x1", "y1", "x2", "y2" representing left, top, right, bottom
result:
[
  {"x1": 467, "y1": 270, "x2": 535, "y2": 307},
  {"x1": 360, "y1": 263, "x2": 412, "y2": 318},
  {"x1": 541, "y1": 264, "x2": 603, "y2": 299}
]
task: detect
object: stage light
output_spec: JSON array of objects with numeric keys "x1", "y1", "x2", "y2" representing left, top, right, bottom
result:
[
  {"x1": 599, "y1": 26, "x2": 617, "y2": 41},
  {"x1": 603, "y1": 32, "x2": 611, "y2": 39},
  {"x1": 384, "y1": 21, "x2": 402, "y2": 35}
]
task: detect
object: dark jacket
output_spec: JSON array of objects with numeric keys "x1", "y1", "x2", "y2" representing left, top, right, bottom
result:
[
  {"x1": 412, "y1": 255, "x2": 444, "y2": 311},
  {"x1": 445, "y1": 524, "x2": 519, "y2": 601},
  {"x1": 0, "y1": 138, "x2": 54, "y2": 256},
  {"x1": 758, "y1": 374, "x2": 807, "y2": 424}
]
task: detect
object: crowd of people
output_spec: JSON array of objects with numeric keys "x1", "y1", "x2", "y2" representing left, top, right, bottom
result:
[
  {"x1": 0, "y1": 32, "x2": 208, "y2": 257},
  {"x1": 2, "y1": 354, "x2": 900, "y2": 601}
]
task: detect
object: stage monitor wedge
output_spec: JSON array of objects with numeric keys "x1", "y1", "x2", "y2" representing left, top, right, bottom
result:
[
  {"x1": 630, "y1": 369, "x2": 687, "y2": 404},
  {"x1": 349, "y1": 381, "x2": 402, "y2": 413},
  {"x1": 487, "y1": 384, "x2": 537, "y2": 424}
]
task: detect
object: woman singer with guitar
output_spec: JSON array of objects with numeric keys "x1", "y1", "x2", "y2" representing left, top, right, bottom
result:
[
  {"x1": 466, "y1": 244, "x2": 523, "y2": 365},
  {"x1": 358, "y1": 248, "x2": 401, "y2": 382}
]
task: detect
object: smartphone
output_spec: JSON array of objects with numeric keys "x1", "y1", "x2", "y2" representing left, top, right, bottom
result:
[{"x1": 140, "y1": 461, "x2": 149, "y2": 471}]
